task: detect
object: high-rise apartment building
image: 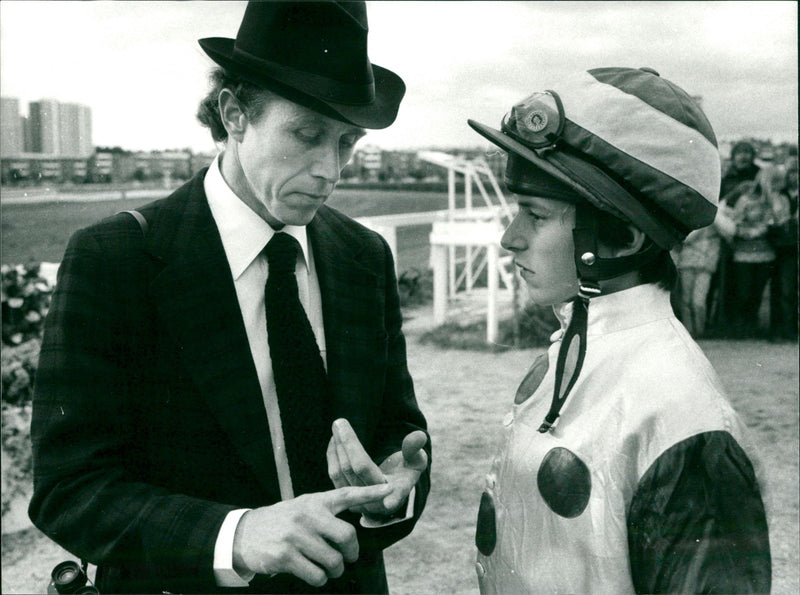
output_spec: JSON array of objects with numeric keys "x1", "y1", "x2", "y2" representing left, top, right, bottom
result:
[
  {"x1": 58, "y1": 102, "x2": 93, "y2": 157},
  {"x1": 1, "y1": 97, "x2": 25, "y2": 156},
  {"x1": 77, "y1": 104, "x2": 92, "y2": 157},
  {"x1": 4, "y1": 98, "x2": 94, "y2": 157},
  {"x1": 22, "y1": 116, "x2": 33, "y2": 153},
  {"x1": 28, "y1": 99, "x2": 61, "y2": 154}
]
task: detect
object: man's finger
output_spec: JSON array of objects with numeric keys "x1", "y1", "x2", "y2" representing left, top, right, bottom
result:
[
  {"x1": 334, "y1": 428, "x2": 366, "y2": 487},
  {"x1": 327, "y1": 439, "x2": 347, "y2": 489},
  {"x1": 293, "y1": 531, "x2": 346, "y2": 579},
  {"x1": 286, "y1": 553, "x2": 328, "y2": 588},
  {"x1": 332, "y1": 418, "x2": 384, "y2": 484},
  {"x1": 313, "y1": 513, "x2": 360, "y2": 563},
  {"x1": 401, "y1": 431, "x2": 428, "y2": 467},
  {"x1": 323, "y1": 484, "x2": 392, "y2": 515}
]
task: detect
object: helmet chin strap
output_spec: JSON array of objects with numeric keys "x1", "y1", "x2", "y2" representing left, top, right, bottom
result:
[
  {"x1": 572, "y1": 202, "x2": 663, "y2": 285},
  {"x1": 538, "y1": 202, "x2": 662, "y2": 433}
]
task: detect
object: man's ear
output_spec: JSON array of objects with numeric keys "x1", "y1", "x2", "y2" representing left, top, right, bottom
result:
[{"x1": 218, "y1": 88, "x2": 247, "y2": 143}]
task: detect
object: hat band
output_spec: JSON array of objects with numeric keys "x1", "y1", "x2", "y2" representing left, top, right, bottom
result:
[{"x1": 232, "y1": 47, "x2": 376, "y2": 105}]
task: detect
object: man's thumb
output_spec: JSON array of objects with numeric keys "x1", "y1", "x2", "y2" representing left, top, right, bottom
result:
[{"x1": 401, "y1": 431, "x2": 428, "y2": 466}]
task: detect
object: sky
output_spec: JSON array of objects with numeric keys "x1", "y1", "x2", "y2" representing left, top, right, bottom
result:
[{"x1": 1, "y1": 1, "x2": 797, "y2": 153}]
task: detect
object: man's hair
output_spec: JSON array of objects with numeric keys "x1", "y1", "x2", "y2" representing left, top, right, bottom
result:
[
  {"x1": 197, "y1": 68, "x2": 276, "y2": 142},
  {"x1": 731, "y1": 141, "x2": 757, "y2": 159}
]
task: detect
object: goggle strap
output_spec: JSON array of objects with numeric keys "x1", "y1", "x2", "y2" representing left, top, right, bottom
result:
[{"x1": 546, "y1": 89, "x2": 566, "y2": 140}]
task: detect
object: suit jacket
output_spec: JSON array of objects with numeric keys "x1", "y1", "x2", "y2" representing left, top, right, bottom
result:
[{"x1": 29, "y1": 171, "x2": 431, "y2": 594}]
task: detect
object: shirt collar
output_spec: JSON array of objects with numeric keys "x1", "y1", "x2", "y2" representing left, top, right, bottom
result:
[
  {"x1": 204, "y1": 154, "x2": 311, "y2": 280},
  {"x1": 553, "y1": 284, "x2": 675, "y2": 339}
]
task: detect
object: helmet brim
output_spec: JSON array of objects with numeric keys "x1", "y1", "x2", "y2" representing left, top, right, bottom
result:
[{"x1": 467, "y1": 118, "x2": 682, "y2": 249}]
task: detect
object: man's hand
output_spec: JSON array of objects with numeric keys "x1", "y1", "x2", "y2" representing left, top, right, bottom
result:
[
  {"x1": 327, "y1": 418, "x2": 428, "y2": 516},
  {"x1": 231, "y1": 483, "x2": 391, "y2": 587}
]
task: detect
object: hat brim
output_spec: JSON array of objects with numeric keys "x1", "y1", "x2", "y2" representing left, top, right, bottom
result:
[
  {"x1": 199, "y1": 37, "x2": 405, "y2": 130},
  {"x1": 467, "y1": 119, "x2": 680, "y2": 249}
]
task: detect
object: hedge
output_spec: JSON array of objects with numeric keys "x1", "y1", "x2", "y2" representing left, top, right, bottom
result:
[{"x1": 1, "y1": 264, "x2": 52, "y2": 521}]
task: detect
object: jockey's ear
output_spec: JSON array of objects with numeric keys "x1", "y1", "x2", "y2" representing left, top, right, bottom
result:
[{"x1": 598, "y1": 224, "x2": 647, "y2": 259}]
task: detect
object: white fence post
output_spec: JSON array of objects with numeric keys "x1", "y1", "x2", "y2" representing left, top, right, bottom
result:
[
  {"x1": 431, "y1": 244, "x2": 448, "y2": 325},
  {"x1": 486, "y1": 243, "x2": 499, "y2": 344}
]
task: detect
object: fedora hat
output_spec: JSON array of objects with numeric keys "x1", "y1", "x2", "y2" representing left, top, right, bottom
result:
[{"x1": 199, "y1": 1, "x2": 405, "y2": 129}]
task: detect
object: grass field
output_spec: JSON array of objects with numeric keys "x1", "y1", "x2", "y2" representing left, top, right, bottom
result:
[{"x1": 0, "y1": 187, "x2": 455, "y2": 271}]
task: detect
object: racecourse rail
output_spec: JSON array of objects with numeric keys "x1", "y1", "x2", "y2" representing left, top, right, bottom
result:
[{"x1": 3, "y1": 186, "x2": 513, "y2": 342}]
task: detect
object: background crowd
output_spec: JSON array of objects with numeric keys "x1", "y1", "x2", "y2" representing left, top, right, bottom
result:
[{"x1": 672, "y1": 141, "x2": 799, "y2": 341}]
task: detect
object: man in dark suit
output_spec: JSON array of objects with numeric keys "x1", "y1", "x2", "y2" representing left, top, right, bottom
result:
[{"x1": 29, "y1": 3, "x2": 430, "y2": 593}]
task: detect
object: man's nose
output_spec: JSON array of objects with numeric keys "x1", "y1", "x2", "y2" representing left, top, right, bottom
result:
[{"x1": 311, "y1": 144, "x2": 341, "y2": 183}]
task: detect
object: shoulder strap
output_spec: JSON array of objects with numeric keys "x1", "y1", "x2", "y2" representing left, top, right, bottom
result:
[{"x1": 118, "y1": 209, "x2": 148, "y2": 237}]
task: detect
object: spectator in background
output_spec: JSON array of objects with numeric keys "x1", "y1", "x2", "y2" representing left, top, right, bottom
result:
[
  {"x1": 722, "y1": 169, "x2": 777, "y2": 338},
  {"x1": 708, "y1": 141, "x2": 762, "y2": 336},
  {"x1": 673, "y1": 223, "x2": 721, "y2": 337},
  {"x1": 768, "y1": 151, "x2": 798, "y2": 341},
  {"x1": 721, "y1": 141, "x2": 761, "y2": 196}
]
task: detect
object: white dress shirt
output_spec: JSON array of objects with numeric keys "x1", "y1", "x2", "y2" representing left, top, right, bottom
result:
[
  {"x1": 204, "y1": 156, "x2": 411, "y2": 587},
  {"x1": 205, "y1": 155, "x2": 325, "y2": 586}
]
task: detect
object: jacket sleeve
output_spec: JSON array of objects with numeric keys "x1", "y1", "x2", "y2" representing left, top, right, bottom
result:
[
  {"x1": 28, "y1": 222, "x2": 235, "y2": 594},
  {"x1": 354, "y1": 234, "x2": 431, "y2": 552},
  {"x1": 627, "y1": 430, "x2": 770, "y2": 594}
]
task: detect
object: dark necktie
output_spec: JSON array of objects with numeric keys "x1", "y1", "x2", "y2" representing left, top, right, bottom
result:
[{"x1": 264, "y1": 232, "x2": 331, "y2": 496}]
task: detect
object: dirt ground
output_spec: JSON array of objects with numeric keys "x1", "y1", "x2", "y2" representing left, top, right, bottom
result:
[
  {"x1": 382, "y1": 327, "x2": 800, "y2": 595},
  {"x1": 2, "y1": 310, "x2": 798, "y2": 594}
]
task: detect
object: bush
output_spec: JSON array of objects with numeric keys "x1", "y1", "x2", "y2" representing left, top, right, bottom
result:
[
  {"x1": 2, "y1": 263, "x2": 54, "y2": 346},
  {"x1": 419, "y1": 301, "x2": 560, "y2": 351},
  {"x1": 398, "y1": 268, "x2": 434, "y2": 308},
  {"x1": 1, "y1": 340, "x2": 40, "y2": 521},
  {"x1": 420, "y1": 318, "x2": 509, "y2": 352},
  {"x1": 2, "y1": 339, "x2": 41, "y2": 407},
  {"x1": 510, "y1": 300, "x2": 561, "y2": 348},
  {"x1": 0, "y1": 263, "x2": 48, "y2": 523}
]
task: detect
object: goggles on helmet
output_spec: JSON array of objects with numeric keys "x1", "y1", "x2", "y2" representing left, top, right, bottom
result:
[{"x1": 501, "y1": 91, "x2": 566, "y2": 150}]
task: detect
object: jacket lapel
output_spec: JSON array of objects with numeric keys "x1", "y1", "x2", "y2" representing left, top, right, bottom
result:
[
  {"x1": 145, "y1": 174, "x2": 280, "y2": 497},
  {"x1": 309, "y1": 207, "x2": 385, "y2": 417},
  {"x1": 309, "y1": 205, "x2": 382, "y2": 335}
]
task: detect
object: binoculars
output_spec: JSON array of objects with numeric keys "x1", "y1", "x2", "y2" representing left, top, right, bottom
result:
[{"x1": 47, "y1": 561, "x2": 99, "y2": 594}]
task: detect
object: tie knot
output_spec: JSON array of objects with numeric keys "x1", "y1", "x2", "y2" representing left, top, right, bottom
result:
[{"x1": 266, "y1": 233, "x2": 300, "y2": 274}]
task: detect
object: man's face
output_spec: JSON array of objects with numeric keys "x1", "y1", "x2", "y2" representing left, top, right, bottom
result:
[
  {"x1": 235, "y1": 97, "x2": 365, "y2": 226},
  {"x1": 501, "y1": 195, "x2": 580, "y2": 306},
  {"x1": 732, "y1": 149, "x2": 755, "y2": 171}
]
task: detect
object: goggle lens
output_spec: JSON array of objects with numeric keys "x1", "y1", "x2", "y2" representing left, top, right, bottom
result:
[{"x1": 501, "y1": 90, "x2": 565, "y2": 149}]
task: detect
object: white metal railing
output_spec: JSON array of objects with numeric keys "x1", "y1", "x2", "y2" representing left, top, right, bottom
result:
[
  {"x1": 418, "y1": 152, "x2": 515, "y2": 343},
  {"x1": 355, "y1": 209, "x2": 450, "y2": 257}
]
